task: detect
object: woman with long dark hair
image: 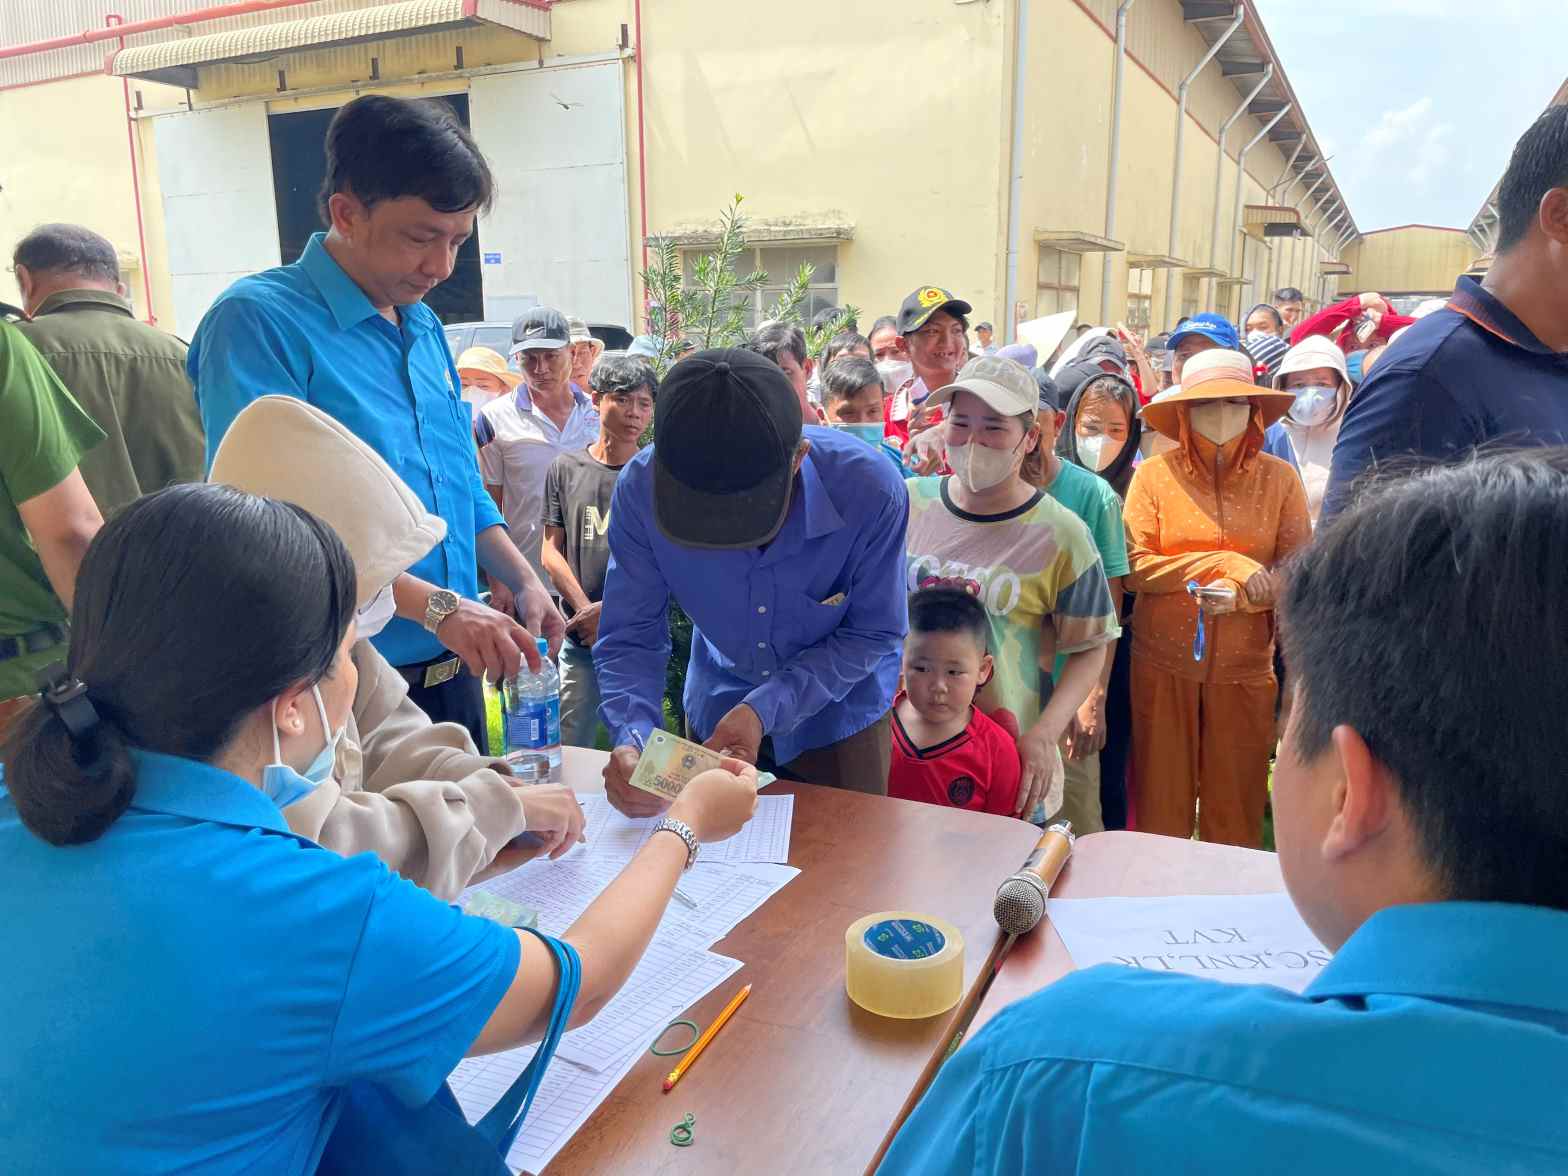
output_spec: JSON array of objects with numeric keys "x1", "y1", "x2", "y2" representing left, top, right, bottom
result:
[{"x1": 0, "y1": 483, "x2": 755, "y2": 1172}]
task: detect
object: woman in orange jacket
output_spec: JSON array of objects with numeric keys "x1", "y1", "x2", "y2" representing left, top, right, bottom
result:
[{"x1": 1123, "y1": 348, "x2": 1311, "y2": 847}]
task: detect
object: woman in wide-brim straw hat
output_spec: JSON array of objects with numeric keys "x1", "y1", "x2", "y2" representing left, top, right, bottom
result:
[{"x1": 1122, "y1": 348, "x2": 1311, "y2": 848}]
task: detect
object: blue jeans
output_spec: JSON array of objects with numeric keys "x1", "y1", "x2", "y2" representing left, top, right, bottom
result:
[{"x1": 558, "y1": 638, "x2": 604, "y2": 750}]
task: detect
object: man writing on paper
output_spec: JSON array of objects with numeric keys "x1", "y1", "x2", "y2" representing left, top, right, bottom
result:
[
  {"x1": 595, "y1": 349, "x2": 908, "y2": 814},
  {"x1": 885, "y1": 450, "x2": 1568, "y2": 1172}
]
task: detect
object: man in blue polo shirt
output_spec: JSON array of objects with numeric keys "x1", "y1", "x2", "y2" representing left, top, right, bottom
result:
[
  {"x1": 1323, "y1": 105, "x2": 1568, "y2": 521},
  {"x1": 884, "y1": 450, "x2": 1568, "y2": 1173},
  {"x1": 190, "y1": 95, "x2": 560, "y2": 753},
  {"x1": 595, "y1": 349, "x2": 908, "y2": 815}
]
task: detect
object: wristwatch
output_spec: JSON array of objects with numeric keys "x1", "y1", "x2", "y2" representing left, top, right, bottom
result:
[
  {"x1": 423, "y1": 588, "x2": 461, "y2": 634},
  {"x1": 653, "y1": 816, "x2": 699, "y2": 870}
]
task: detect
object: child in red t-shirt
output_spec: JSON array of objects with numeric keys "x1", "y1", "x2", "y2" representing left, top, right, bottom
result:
[{"x1": 890, "y1": 583, "x2": 1021, "y2": 814}]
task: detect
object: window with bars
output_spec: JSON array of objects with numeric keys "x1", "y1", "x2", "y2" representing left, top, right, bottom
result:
[
  {"x1": 1036, "y1": 246, "x2": 1081, "y2": 317},
  {"x1": 1126, "y1": 267, "x2": 1153, "y2": 332},
  {"x1": 681, "y1": 244, "x2": 839, "y2": 327}
]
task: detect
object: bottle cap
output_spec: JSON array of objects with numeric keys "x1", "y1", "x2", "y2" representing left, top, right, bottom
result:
[{"x1": 536, "y1": 637, "x2": 549, "y2": 655}]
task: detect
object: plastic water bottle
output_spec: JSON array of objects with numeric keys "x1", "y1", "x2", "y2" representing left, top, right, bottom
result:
[{"x1": 501, "y1": 638, "x2": 561, "y2": 782}]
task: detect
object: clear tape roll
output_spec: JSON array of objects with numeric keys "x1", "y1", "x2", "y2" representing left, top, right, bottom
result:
[{"x1": 844, "y1": 910, "x2": 965, "y2": 1020}]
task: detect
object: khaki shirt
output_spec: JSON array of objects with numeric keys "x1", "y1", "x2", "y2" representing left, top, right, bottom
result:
[
  {"x1": 283, "y1": 641, "x2": 528, "y2": 901},
  {"x1": 16, "y1": 289, "x2": 204, "y2": 516}
]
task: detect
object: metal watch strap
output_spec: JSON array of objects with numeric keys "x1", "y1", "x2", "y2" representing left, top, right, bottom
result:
[{"x1": 652, "y1": 817, "x2": 698, "y2": 870}]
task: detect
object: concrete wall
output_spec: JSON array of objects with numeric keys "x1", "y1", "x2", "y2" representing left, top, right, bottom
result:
[
  {"x1": 0, "y1": 0, "x2": 1351, "y2": 338},
  {"x1": 0, "y1": 73, "x2": 181, "y2": 323},
  {"x1": 1342, "y1": 225, "x2": 1476, "y2": 298}
]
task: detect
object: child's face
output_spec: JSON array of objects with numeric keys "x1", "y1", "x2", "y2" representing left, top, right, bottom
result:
[
  {"x1": 902, "y1": 630, "x2": 990, "y2": 723},
  {"x1": 825, "y1": 384, "x2": 885, "y2": 425}
]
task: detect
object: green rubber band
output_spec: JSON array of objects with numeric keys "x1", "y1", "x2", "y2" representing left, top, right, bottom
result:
[
  {"x1": 670, "y1": 1112, "x2": 696, "y2": 1147},
  {"x1": 649, "y1": 1019, "x2": 701, "y2": 1057}
]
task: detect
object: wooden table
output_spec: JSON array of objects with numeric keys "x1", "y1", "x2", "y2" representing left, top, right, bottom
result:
[
  {"x1": 546, "y1": 747, "x2": 1043, "y2": 1174},
  {"x1": 965, "y1": 830, "x2": 1284, "y2": 1041}
]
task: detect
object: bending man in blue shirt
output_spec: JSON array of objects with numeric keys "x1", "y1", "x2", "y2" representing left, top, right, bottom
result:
[
  {"x1": 189, "y1": 96, "x2": 561, "y2": 754},
  {"x1": 595, "y1": 349, "x2": 908, "y2": 813},
  {"x1": 885, "y1": 449, "x2": 1568, "y2": 1173}
]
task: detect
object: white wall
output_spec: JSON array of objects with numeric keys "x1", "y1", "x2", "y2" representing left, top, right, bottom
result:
[
  {"x1": 470, "y1": 60, "x2": 633, "y2": 327},
  {"x1": 152, "y1": 103, "x2": 282, "y2": 337}
]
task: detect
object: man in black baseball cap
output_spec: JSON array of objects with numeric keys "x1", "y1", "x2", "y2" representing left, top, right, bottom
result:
[
  {"x1": 595, "y1": 348, "x2": 910, "y2": 812},
  {"x1": 887, "y1": 285, "x2": 974, "y2": 464}
]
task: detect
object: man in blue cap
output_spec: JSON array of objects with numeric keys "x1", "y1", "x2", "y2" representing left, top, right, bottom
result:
[{"x1": 1167, "y1": 314, "x2": 1299, "y2": 472}]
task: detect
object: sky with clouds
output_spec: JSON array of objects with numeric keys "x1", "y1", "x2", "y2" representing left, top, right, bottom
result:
[{"x1": 1251, "y1": 0, "x2": 1567, "y2": 232}]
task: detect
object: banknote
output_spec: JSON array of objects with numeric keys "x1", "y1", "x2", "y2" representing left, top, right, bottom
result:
[
  {"x1": 463, "y1": 890, "x2": 540, "y2": 928},
  {"x1": 628, "y1": 729, "x2": 727, "y2": 802}
]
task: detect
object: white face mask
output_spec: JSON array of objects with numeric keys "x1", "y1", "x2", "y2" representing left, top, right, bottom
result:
[
  {"x1": 876, "y1": 359, "x2": 913, "y2": 395},
  {"x1": 947, "y1": 438, "x2": 1022, "y2": 493},
  {"x1": 355, "y1": 583, "x2": 396, "y2": 641},
  {"x1": 1076, "y1": 432, "x2": 1123, "y2": 473},
  {"x1": 1287, "y1": 385, "x2": 1339, "y2": 428},
  {"x1": 1188, "y1": 401, "x2": 1252, "y2": 445}
]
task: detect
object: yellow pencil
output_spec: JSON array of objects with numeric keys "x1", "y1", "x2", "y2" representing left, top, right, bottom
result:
[{"x1": 662, "y1": 983, "x2": 752, "y2": 1092}]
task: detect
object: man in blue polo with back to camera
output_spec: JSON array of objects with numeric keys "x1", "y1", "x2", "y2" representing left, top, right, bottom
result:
[
  {"x1": 594, "y1": 348, "x2": 909, "y2": 814},
  {"x1": 883, "y1": 449, "x2": 1568, "y2": 1173}
]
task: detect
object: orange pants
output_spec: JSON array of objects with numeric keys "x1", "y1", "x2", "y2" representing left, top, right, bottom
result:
[{"x1": 1129, "y1": 658, "x2": 1276, "y2": 848}]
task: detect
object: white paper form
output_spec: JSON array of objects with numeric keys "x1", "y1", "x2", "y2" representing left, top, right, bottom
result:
[
  {"x1": 554, "y1": 939, "x2": 742, "y2": 1072},
  {"x1": 451, "y1": 1045, "x2": 642, "y2": 1175},
  {"x1": 573, "y1": 793, "x2": 794, "y2": 865},
  {"x1": 464, "y1": 853, "x2": 799, "y2": 952},
  {"x1": 1045, "y1": 892, "x2": 1332, "y2": 994}
]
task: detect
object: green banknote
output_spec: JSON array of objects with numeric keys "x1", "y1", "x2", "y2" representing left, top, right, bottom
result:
[{"x1": 628, "y1": 729, "x2": 727, "y2": 802}]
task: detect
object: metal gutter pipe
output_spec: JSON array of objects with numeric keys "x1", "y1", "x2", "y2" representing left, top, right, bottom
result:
[
  {"x1": 1100, "y1": 0, "x2": 1137, "y2": 323},
  {"x1": 1267, "y1": 136, "x2": 1305, "y2": 202},
  {"x1": 1207, "y1": 63, "x2": 1271, "y2": 309},
  {"x1": 1293, "y1": 170, "x2": 1327, "y2": 213},
  {"x1": 1003, "y1": 0, "x2": 1031, "y2": 343},
  {"x1": 1161, "y1": 5, "x2": 1241, "y2": 326},
  {"x1": 1228, "y1": 103, "x2": 1291, "y2": 292}
]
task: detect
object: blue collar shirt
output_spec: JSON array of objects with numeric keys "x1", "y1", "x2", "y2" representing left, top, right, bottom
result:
[
  {"x1": 883, "y1": 901, "x2": 1568, "y2": 1174},
  {"x1": 0, "y1": 751, "x2": 517, "y2": 1174},
  {"x1": 1323, "y1": 276, "x2": 1568, "y2": 521},
  {"x1": 593, "y1": 426, "x2": 909, "y2": 764},
  {"x1": 188, "y1": 234, "x2": 506, "y2": 666}
]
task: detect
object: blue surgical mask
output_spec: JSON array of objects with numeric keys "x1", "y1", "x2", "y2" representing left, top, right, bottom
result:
[
  {"x1": 1288, "y1": 385, "x2": 1339, "y2": 428},
  {"x1": 260, "y1": 685, "x2": 343, "y2": 809},
  {"x1": 832, "y1": 422, "x2": 885, "y2": 447}
]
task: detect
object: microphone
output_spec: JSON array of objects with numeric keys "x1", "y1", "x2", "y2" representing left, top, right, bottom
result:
[{"x1": 992, "y1": 822, "x2": 1074, "y2": 936}]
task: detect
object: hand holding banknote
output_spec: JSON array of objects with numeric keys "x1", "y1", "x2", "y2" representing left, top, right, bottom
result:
[{"x1": 669, "y1": 757, "x2": 759, "y2": 845}]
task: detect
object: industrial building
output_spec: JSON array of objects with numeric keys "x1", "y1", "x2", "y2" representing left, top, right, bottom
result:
[{"x1": 0, "y1": 0, "x2": 1377, "y2": 339}]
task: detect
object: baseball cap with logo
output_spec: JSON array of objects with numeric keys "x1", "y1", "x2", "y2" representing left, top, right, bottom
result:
[
  {"x1": 925, "y1": 355, "x2": 1038, "y2": 418},
  {"x1": 653, "y1": 348, "x2": 804, "y2": 549},
  {"x1": 510, "y1": 306, "x2": 570, "y2": 355},
  {"x1": 1168, "y1": 312, "x2": 1239, "y2": 353},
  {"x1": 895, "y1": 286, "x2": 974, "y2": 335}
]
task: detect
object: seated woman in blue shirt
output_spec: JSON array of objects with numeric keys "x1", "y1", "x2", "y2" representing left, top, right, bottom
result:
[{"x1": 0, "y1": 482, "x2": 756, "y2": 1174}]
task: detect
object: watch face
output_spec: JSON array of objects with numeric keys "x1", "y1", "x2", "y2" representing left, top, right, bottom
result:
[{"x1": 430, "y1": 589, "x2": 460, "y2": 612}]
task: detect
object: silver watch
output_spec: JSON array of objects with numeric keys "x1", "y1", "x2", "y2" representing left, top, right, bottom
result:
[{"x1": 653, "y1": 816, "x2": 698, "y2": 870}]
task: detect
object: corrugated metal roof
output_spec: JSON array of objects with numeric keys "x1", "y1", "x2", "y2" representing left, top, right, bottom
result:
[{"x1": 108, "y1": 0, "x2": 547, "y2": 86}]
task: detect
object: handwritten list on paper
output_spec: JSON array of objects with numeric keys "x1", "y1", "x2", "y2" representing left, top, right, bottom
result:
[
  {"x1": 1044, "y1": 892, "x2": 1332, "y2": 994},
  {"x1": 572, "y1": 792, "x2": 794, "y2": 866}
]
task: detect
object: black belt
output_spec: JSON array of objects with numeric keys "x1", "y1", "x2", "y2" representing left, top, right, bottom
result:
[
  {"x1": 0, "y1": 624, "x2": 67, "y2": 664},
  {"x1": 396, "y1": 653, "x2": 465, "y2": 690}
]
